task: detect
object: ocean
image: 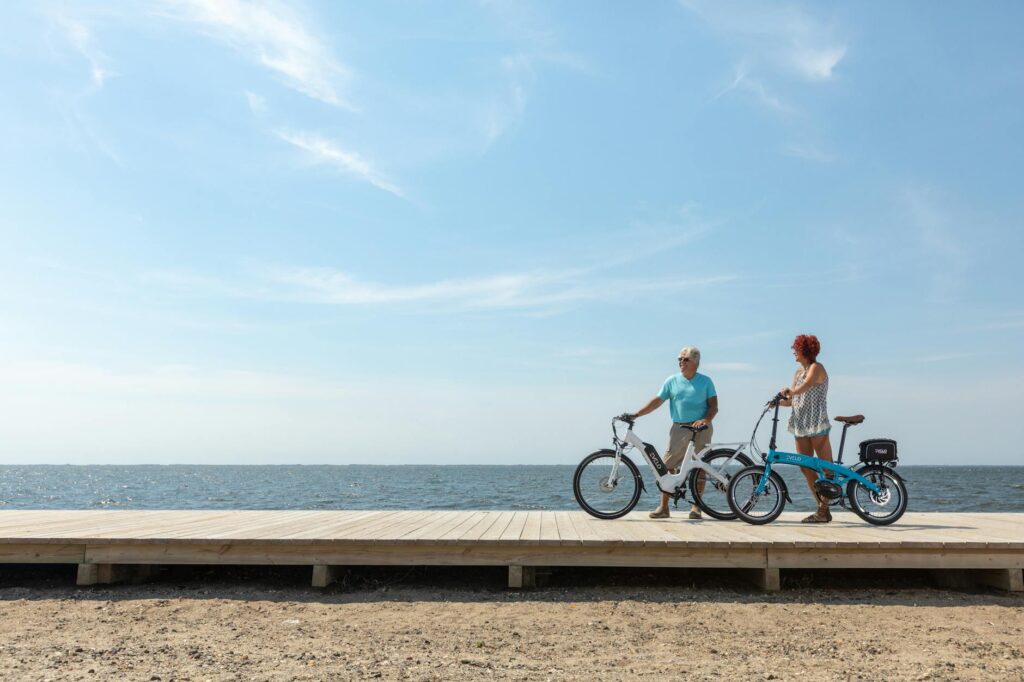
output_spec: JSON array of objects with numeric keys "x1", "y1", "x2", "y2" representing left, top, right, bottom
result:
[{"x1": 1, "y1": 465, "x2": 1023, "y2": 513}]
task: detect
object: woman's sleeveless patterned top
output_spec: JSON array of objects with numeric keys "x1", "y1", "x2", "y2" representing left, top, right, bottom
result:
[{"x1": 788, "y1": 366, "x2": 830, "y2": 437}]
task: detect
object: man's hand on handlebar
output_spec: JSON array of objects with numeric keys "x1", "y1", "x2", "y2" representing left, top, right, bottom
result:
[{"x1": 691, "y1": 419, "x2": 710, "y2": 430}]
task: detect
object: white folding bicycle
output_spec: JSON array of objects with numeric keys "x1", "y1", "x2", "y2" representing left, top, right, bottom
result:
[{"x1": 573, "y1": 413, "x2": 757, "y2": 520}]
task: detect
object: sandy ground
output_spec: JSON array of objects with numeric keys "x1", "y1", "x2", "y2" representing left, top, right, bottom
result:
[{"x1": 1, "y1": 566, "x2": 1023, "y2": 681}]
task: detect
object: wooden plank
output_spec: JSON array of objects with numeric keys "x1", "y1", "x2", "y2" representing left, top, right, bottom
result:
[
  {"x1": 348, "y1": 511, "x2": 426, "y2": 543},
  {"x1": 455, "y1": 512, "x2": 504, "y2": 543},
  {"x1": 271, "y1": 511, "x2": 379, "y2": 540},
  {"x1": 476, "y1": 511, "x2": 516, "y2": 543},
  {"x1": 498, "y1": 512, "x2": 529, "y2": 543},
  {"x1": 438, "y1": 512, "x2": 489, "y2": 544},
  {"x1": 392, "y1": 511, "x2": 466, "y2": 543},
  {"x1": 565, "y1": 511, "x2": 606, "y2": 547},
  {"x1": 539, "y1": 512, "x2": 561, "y2": 545},
  {"x1": 0, "y1": 543, "x2": 85, "y2": 563},
  {"x1": 81, "y1": 542, "x2": 769, "y2": 567},
  {"x1": 518, "y1": 511, "x2": 543, "y2": 545},
  {"x1": 767, "y1": 549, "x2": 1024, "y2": 570},
  {"x1": 553, "y1": 512, "x2": 581, "y2": 546}
]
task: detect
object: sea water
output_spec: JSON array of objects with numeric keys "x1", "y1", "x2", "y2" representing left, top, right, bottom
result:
[{"x1": 1, "y1": 465, "x2": 1022, "y2": 513}]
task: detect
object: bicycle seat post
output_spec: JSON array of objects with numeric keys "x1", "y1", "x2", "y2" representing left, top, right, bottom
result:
[{"x1": 836, "y1": 422, "x2": 851, "y2": 465}]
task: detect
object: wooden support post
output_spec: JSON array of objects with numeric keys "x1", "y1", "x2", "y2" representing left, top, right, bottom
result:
[
  {"x1": 975, "y1": 569, "x2": 1023, "y2": 592},
  {"x1": 76, "y1": 564, "x2": 99, "y2": 586},
  {"x1": 742, "y1": 567, "x2": 780, "y2": 591},
  {"x1": 311, "y1": 564, "x2": 343, "y2": 588},
  {"x1": 508, "y1": 565, "x2": 536, "y2": 589},
  {"x1": 77, "y1": 564, "x2": 153, "y2": 586}
]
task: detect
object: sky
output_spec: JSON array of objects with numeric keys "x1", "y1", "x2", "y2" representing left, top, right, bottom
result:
[{"x1": 1, "y1": 1, "x2": 1022, "y2": 465}]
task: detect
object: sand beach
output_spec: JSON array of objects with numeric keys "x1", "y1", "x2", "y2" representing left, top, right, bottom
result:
[{"x1": 2, "y1": 567, "x2": 1022, "y2": 681}]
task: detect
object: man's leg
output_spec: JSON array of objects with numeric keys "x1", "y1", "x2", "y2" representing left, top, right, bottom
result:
[
  {"x1": 651, "y1": 425, "x2": 692, "y2": 517},
  {"x1": 689, "y1": 426, "x2": 713, "y2": 516}
]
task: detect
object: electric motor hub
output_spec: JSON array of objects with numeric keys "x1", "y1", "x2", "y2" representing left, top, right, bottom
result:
[{"x1": 814, "y1": 479, "x2": 843, "y2": 500}]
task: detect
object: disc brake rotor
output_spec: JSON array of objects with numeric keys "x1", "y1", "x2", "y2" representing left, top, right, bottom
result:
[
  {"x1": 598, "y1": 476, "x2": 617, "y2": 492},
  {"x1": 869, "y1": 486, "x2": 892, "y2": 505}
]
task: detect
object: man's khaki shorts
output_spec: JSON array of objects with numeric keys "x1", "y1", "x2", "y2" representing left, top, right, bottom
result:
[{"x1": 664, "y1": 422, "x2": 713, "y2": 471}]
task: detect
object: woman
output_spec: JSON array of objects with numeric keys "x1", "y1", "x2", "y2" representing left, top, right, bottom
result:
[{"x1": 780, "y1": 334, "x2": 834, "y2": 523}]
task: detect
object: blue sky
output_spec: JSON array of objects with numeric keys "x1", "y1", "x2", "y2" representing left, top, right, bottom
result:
[{"x1": 1, "y1": 1, "x2": 1022, "y2": 465}]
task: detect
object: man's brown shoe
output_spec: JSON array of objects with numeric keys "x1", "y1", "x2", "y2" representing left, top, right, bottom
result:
[{"x1": 648, "y1": 509, "x2": 670, "y2": 519}]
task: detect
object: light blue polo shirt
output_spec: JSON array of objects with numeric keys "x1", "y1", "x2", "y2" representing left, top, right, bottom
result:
[{"x1": 658, "y1": 372, "x2": 717, "y2": 423}]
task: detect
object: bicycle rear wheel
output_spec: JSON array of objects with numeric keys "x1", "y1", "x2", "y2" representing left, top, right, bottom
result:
[
  {"x1": 689, "y1": 449, "x2": 754, "y2": 520},
  {"x1": 726, "y1": 466, "x2": 786, "y2": 525},
  {"x1": 846, "y1": 465, "x2": 908, "y2": 525},
  {"x1": 573, "y1": 450, "x2": 642, "y2": 520}
]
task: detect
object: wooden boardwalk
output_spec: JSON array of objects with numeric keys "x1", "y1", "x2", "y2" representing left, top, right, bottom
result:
[{"x1": 1, "y1": 510, "x2": 1021, "y2": 591}]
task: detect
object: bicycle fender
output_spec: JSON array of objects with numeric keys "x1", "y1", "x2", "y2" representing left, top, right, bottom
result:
[{"x1": 772, "y1": 471, "x2": 794, "y2": 504}]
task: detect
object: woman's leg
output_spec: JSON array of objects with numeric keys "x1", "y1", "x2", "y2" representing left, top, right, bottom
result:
[
  {"x1": 808, "y1": 434, "x2": 834, "y2": 518},
  {"x1": 795, "y1": 436, "x2": 817, "y2": 495},
  {"x1": 810, "y1": 434, "x2": 834, "y2": 466}
]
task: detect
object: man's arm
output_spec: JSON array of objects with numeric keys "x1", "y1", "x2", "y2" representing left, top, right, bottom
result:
[
  {"x1": 632, "y1": 396, "x2": 664, "y2": 418},
  {"x1": 693, "y1": 395, "x2": 718, "y2": 429}
]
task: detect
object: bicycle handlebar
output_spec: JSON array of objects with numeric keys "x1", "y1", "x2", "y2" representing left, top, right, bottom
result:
[{"x1": 614, "y1": 413, "x2": 707, "y2": 432}]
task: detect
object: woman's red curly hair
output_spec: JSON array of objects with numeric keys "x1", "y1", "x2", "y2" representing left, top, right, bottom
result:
[{"x1": 792, "y1": 334, "x2": 821, "y2": 363}]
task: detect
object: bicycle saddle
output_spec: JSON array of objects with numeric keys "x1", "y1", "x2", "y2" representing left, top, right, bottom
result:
[{"x1": 834, "y1": 415, "x2": 865, "y2": 424}]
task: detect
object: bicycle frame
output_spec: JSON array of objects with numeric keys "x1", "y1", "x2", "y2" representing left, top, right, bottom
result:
[
  {"x1": 612, "y1": 419, "x2": 754, "y2": 498},
  {"x1": 753, "y1": 398, "x2": 882, "y2": 496}
]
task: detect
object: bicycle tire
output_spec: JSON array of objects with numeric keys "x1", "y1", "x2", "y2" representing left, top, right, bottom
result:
[
  {"x1": 846, "y1": 465, "x2": 908, "y2": 526},
  {"x1": 726, "y1": 466, "x2": 787, "y2": 525},
  {"x1": 573, "y1": 449, "x2": 643, "y2": 520},
  {"x1": 688, "y1": 448, "x2": 754, "y2": 520}
]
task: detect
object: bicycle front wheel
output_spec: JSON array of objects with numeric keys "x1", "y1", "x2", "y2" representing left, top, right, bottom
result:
[
  {"x1": 727, "y1": 466, "x2": 786, "y2": 525},
  {"x1": 573, "y1": 450, "x2": 642, "y2": 520},
  {"x1": 689, "y1": 448, "x2": 754, "y2": 520},
  {"x1": 846, "y1": 465, "x2": 908, "y2": 525}
]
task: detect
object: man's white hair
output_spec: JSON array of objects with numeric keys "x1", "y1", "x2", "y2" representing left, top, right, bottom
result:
[{"x1": 679, "y1": 346, "x2": 701, "y2": 367}]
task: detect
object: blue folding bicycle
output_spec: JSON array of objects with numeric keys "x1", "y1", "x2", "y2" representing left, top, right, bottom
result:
[{"x1": 726, "y1": 393, "x2": 908, "y2": 525}]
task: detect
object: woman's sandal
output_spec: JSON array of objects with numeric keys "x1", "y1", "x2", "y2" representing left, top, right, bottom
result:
[{"x1": 801, "y1": 509, "x2": 832, "y2": 524}]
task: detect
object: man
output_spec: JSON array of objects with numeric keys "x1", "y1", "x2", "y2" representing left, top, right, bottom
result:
[{"x1": 629, "y1": 346, "x2": 718, "y2": 519}]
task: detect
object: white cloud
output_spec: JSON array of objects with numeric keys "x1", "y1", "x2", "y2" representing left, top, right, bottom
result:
[
  {"x1": 136, "y1": 261, "x2": 735, "y2": 314},
  {"x1": 265, "y1": 265, "x2": 734, "y2": 310},
  {"x1": 275, "y1": 130, "x2": 405, "y2": 199},
  {"x1": 783, "y1": 143, "x2": 834, "y2": 163},
  {"x1": 158, "y1": 0, "x2": 352, "y2": 109},
  {"x1": 912, "y1": 352, "x2": 975, "y2": 364},
  {"x1": 682, "y1": 1, "x2": 847, "y2": 82},
  {"x1": 54, "y1": 14, "x2": 114, "y2": 89},
  {"x1": 713, "y1": 62, "x2": 795, "y2": 114},
  {"x1": 244, "y1": 89, "x2": 267, "y2": 113}
]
